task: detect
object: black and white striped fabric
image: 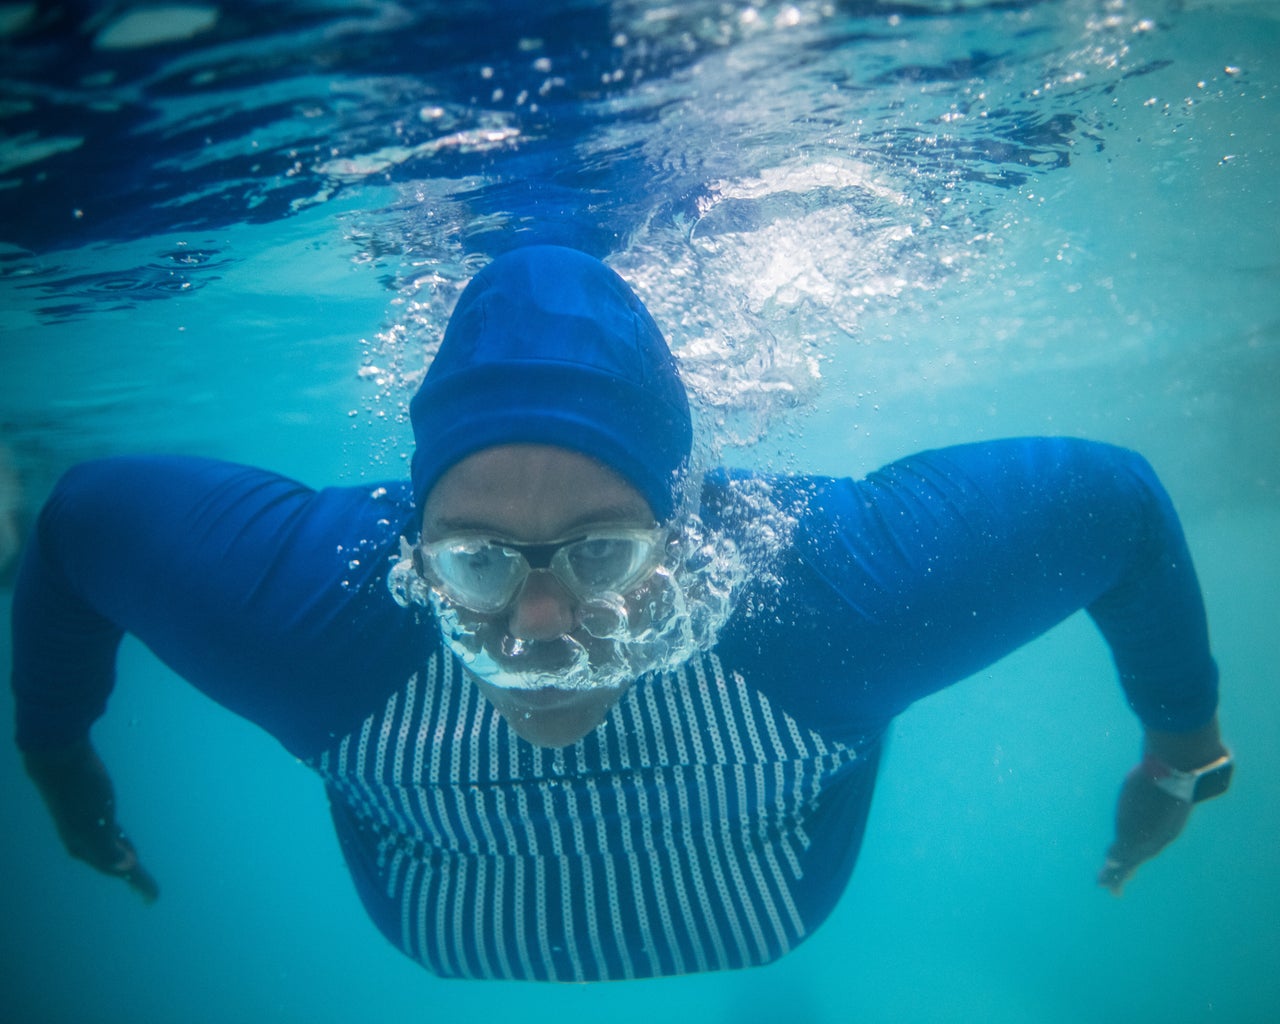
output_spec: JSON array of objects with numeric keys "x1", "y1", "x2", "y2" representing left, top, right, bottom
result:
[{"x1": 309, "y1": 648, "x2": 866, "y2": 981}]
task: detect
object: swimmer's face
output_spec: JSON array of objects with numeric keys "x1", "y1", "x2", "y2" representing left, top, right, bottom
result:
[{"x1": 420, "y1": 443, "x2": 658, "y2": 747}]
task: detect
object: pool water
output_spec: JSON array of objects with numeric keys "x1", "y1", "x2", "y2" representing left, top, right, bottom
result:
[{"x1": 1, "y1": 1, "x2": 1277, "y2": 1021}]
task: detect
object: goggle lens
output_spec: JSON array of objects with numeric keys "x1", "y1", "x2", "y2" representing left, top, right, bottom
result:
[
  {"x1": 430, "y1": 541, "x2": 529, "y2": 612},
  {"x1": 561, "y1": 535, "x2": 659, "y2": 591}
]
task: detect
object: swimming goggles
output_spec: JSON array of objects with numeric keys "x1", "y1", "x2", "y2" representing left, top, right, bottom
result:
[{"x1": 413, "y1": 526, "x2": 669, "y2": 615}]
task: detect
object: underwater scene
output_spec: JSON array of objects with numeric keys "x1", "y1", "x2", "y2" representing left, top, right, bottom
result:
[{"x1": 2, "y1": 1, "x2": 1277, "y2": 1021}]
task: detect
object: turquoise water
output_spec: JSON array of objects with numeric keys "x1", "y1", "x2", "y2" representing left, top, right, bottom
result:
[{"x1": 2, "y1": 1, "x2": 1277, "y2": 1021}]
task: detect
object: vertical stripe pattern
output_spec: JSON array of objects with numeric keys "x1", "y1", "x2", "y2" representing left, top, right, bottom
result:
[{"x1": 309, "y1": 650, "x2": 861, "y2": 981}]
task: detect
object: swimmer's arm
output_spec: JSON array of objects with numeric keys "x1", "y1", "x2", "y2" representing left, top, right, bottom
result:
[
  {"x1": 1054, "y1": 443, "x2": 1232, "y2": 891},
  {"x1": 811, "y1": 437, "x2": 1220, "y2": 728},
  {"x1": 10, "y1": 455, "x2": 291, "y2": 751},
  {"x1": 9, "y1": 457, "x2": 211, "y2": 902},
  {"x1": 10, "y1": 455, "x2": 317, "y2": 900},
  {"x1": 808, "y1": 438, "x2": 1228, "y2": 887}
]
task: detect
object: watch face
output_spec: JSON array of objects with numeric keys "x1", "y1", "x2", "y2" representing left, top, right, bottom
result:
[{"x1": 1192, "y1": 759, "x2": 1234, "y2": 802}]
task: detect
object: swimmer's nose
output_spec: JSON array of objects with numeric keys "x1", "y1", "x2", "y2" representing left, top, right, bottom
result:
[{"x1": 506, "y1": 570, "x2": 578, "y2": 642}]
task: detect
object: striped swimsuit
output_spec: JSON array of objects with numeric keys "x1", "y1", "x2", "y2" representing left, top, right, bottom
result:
[{"x1": 313, "y1": 647, "x2": 875, "y2": 981}]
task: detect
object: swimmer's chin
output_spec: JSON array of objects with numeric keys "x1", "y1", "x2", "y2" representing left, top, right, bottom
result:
[{"x1": 471, "y1": 676, "x2": 631, "y2": 748}]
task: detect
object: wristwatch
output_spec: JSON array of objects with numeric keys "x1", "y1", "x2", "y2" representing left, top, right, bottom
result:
[{"x1": 1139, "y1": 752, "x2": 1234, "y2": 804}]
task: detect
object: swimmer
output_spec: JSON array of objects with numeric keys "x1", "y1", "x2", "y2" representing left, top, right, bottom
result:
[{"x1": 11, "y1": 246, "x2": 1230, "y2": 980}]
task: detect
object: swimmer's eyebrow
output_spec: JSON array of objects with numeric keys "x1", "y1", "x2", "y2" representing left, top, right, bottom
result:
[{"x1": 431, "y1": 503, "x2": 656, "y2": 537}]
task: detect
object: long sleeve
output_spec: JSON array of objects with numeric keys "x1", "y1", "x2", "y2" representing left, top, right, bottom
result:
[
  {"x1": 10, "y1": 455, "x2": 429, "y2": 758},
  {"x1": 709, "y1": 437, "x2": 1218, "y2": 739}
]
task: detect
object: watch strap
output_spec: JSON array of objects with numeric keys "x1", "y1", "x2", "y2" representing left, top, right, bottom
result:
[{"x1": 1138, "y1": 752, "x2": 1234, "y2": 804}]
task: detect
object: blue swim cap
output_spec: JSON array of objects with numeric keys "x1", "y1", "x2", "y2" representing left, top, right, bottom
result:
[{"x1": 410, "y1": 246, "x2": 691, "y2": 521}]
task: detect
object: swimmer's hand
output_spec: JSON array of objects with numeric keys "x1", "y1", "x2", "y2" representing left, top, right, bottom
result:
[
  {"x1": 23, "y1": 739, "x2": 160, "y2": 904},
  {"x1": 1097, "y1": 716, "x2": 1227, "y2": 896},
  {"x1": 1096, "y1": 767, "x2": 1192, "y2": 894}
]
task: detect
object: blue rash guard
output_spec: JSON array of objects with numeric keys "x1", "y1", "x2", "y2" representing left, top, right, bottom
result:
[{"x1": 10, "y1": 437, "x2": 1218, "y2": 981}]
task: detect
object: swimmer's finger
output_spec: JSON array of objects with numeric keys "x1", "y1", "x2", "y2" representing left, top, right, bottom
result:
[
  {"x1": 105, "y1": 834, "x2": 160, "y2": 904},
  {"x1": 1096, "y1": 857, "x2": 1132, "y2": 895},
  {"x1": 119, "y1": 860, "x2": 161, "y2": 904}
]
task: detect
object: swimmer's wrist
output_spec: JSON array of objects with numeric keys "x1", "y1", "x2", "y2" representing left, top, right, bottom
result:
[
  {"x1": 1141, "y1": 715, "x2": 1225, "y2": 772},
  {"x1": 22, "y1": 735, "x2": 96, "y2": 776}
]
